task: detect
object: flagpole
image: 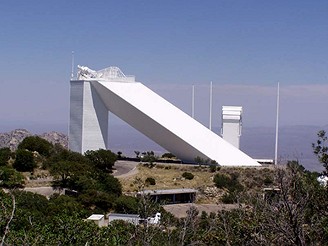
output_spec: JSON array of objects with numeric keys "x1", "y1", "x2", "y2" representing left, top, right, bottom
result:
[
  {"x1": 71, "y1": 51, "x2": 75, "y2": 80},
  {"x1": 275, "y1": 82, "x2": 280, "y2": 165},
  {"x1": 192, "y1": 85, "x2": 195, "y2": 118},
  {"x1": 209, "y1": 81, "x2": 213, "y2": 130}
]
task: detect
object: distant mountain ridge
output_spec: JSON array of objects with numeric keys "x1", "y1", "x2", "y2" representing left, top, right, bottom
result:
[{"x1": 0, "y1": 129, "x2": 68, "y2": 151}]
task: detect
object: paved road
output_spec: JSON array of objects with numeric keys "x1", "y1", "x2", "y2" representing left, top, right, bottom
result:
[
  {"x1": 23, "y1": 187, "x2": 63, "y2": 198},
  {"x1": 112, "y1": 160, "x2": 139, "y2": 177}
]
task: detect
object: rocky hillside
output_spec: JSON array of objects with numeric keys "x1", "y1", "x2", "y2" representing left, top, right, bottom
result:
[{"x1": 0, "y1": 129, "x2": 68, "y2": 151}]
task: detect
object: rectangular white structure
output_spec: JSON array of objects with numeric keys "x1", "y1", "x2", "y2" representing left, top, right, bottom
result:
[
  {"x1": 86, "y1": 214, "x2": 105, "y2": 227},
  {"x1": 221, "y1": 106, "x2": 242, "y2": 149},
  {"x1": 108, "y1": 213, "x2": 140, "y2": 225}
]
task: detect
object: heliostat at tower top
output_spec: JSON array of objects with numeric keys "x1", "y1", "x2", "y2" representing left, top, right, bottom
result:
[{"x1": 77, "y1": 65, "x2": 135, "y2": 82}]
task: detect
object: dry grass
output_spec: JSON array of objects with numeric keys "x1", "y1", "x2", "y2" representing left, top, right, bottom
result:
[
  {"x1": 118, "y1": 163, "x2": 277, "y2": 195},
  {"x1": 118, "y1": 163, "x2": 216, "y2": 193},
  {"x1": 118, "y1": 163, "x2": 278, "y2": 204}
]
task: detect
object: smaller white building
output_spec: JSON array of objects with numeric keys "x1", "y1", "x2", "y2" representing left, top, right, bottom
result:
[
  {"x1": 221, "y1": 106, "x2": 243, "y2": 149},
  {"x1": 86, "y1": 214, "x2": 105, "y2": 227},
  {"x1": 108, "y1": 213, "x2": 140, "y2": 225}
]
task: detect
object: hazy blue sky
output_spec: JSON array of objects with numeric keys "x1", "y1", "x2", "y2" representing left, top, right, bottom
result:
[{"x1": 0, "y1": 0, "x2": 327, "y2": 133}]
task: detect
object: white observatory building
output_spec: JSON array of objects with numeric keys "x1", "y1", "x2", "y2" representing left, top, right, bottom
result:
[
  {"x1": 221, "y1": 106, "x2": 243, "y2": 149},
  {"x1": 69, "y1": 66, "x2": 260, "y2": 167}
]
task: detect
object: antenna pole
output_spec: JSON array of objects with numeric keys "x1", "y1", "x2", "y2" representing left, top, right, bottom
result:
[
  {"x1": 209, "y1": 81, "x2": 213, "y2": 130},
  {"x1": 275, "y1": 82, "x2": 280, "y2": 165},
  {"x1": 71, "y1": 51, "x2": 75, "y2": 80},
  {"x1": 192, "y1": 85, "x2": 195, "y2": 118}
]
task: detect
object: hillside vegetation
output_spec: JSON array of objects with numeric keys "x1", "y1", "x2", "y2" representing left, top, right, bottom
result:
[
  {"x1": 1, "y1": 131, "x2": 328, "y2": 245},
  {"x1": 119, "y1": 163, "x2": 276, "y2": 203}
]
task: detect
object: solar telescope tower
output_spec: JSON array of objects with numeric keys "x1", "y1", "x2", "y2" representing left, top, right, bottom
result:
[
  {"x1": 69, "y1": 66, "x2": 260, "y2": 166},
  {"x1": 221, "y1": 106, "x2": 243, "y2": 149}
]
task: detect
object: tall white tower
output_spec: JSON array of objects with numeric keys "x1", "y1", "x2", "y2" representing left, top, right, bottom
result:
[{"x1": 221, "y1": 106, "x2": 243, "y2": 149}]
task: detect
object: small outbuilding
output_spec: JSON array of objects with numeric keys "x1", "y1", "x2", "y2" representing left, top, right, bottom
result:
[
  {"x1": 86, "y1": 214, "x2": 105, "y2": 227},
  {"x1": 108, "y1": 213, "x2": 140, "y2": 225},
  {"x1": 138, "y1": 188, "x2": 197, "y2": 204}
]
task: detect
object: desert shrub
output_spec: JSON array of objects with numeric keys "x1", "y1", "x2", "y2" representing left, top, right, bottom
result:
[
  {"x1": 214, "y1": 173, "x2": 243, "y2": 192},
  {"x1": 213, "y1": 173, "x2": 231, "y2": 188},
  {"x1": 161, "y1": 153, "x2": 176, "y2": 159},
  {"x1": 263, "y1": 176, "x2": 274, "y2": 186},
  {"x1": 141, "y1": 151, "x2": 157, "y2": 163},
  {"x1": 221, "y1": 192, "x2": 236, "y2": 204},
  {"x1": 182, "y1": 172, "x2": 194, "y2": 180},
  {"x1": 145, "y1": 177, "x2": 156, "y2": 185},
  {"x1": 209, "y1": 165, "x2": 217, "y2": 173}
]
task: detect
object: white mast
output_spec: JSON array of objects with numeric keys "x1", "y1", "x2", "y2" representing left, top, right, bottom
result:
[
  {"x1": 274, "y1": 82, "x2": 280, "y2": 165},
  {"x1": 209, "y1": 81, "x2": 213, "y2": 130},
  {"x1": 71, "y1": 51, "x2": 75, "y2": 80},
  {"x1": 192, "y1": 85, "x2": 195, "y2": 118}
]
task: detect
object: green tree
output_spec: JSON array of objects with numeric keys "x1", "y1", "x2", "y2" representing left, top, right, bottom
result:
[
  {"x1": 312, "y1": 130, "x2": 328, "y2": 175},
  {"x1": 10, "y1": 191, "x2": 49, "y2": 232},
  {"x1": 18, "y1": 136, "x2": 53, "y2": 157},
  {"x1": 84, "y1": 149, "x2": 117, "y2": 173},
  {"x1": 45, "y1": 149, "x2": 90, "y2": 169},
  {"x1": 0, "y1": 191, "x2": 15, "y2": 245},
  {"x1": 0, "y1": 167, "x2": 24, "y2": 188},
  {"x1": 78, "y1": 189, "x2": 116, "y2": 211},
  {"x1": 114, "y1": 195, "x2": 139, "y2": 214},
  {"x1": 47, "y1": 194, "x2": 87, "y2": 217},
  {"x1": 0, "y1": 148, "x2": 11, "y2": 166},
  {"x1": 13, "y1": 149, "x2": 36, "y2": 172},
  {"x1": 49, "y1": 161, "x2": 84, "y2": 188}
]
